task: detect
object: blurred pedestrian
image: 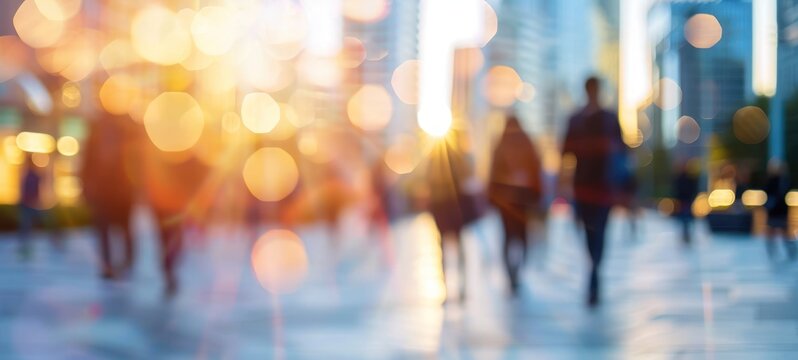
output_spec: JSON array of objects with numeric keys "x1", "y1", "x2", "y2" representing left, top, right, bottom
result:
[
  {"x1": 561, "y1": 77, "x2": 628, "y2": 307},
  {"x1": 489, "y1": 114, "x2": 541, "y2": 296},
  {"x1": 143, "y1": 143, "x2": 209, "y2": 296},
  {"x1": 621, "y1": 166, "x2": 641, "y2": 241},
  {"x1": 81, "y1": 115, "x2": 137, "y2": 279},
  {"x1": 763, "y1": 160, "x2": 796, "y2": 261},
  {"x1": 427, "y1": 132, "x2": 481, "y2": 302},
  {"x1": 673, "y1": 160, "x2": 699, "y2": 245},
  {"x1": 18, "y1": 154, "x2": 43, "y2": 259}
]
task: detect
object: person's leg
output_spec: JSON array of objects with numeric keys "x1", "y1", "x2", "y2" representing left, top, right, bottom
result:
[
  {"x1": 583, "y1": 205, "x2": 610, "y2": 306},
  {"x1": 777, "y1": 227, "x2": 797, "y2": 261},
  {"x1": 455, "y1": 230, "x2": 467, "y2": 301},
  {"x1": 499, "y1": 209, "x2": 515, "y2": 292},
  {"x1": 680, "y1": 215, "x2": 692, "y2": 245},
  {"x1": 501, "y1": 207, "x2": 526, "y2": 295},
  {"x1": 120, "y1": 214, "x2": 135, "y2": 276},
  {"x1": 96, "y1": 219, "x2": 115, "y2": 279},
  {"x1": 789, "y1": 230, "x2": 798, "y2": 261},
  {"x1": 18, "y1": 206, "x2": 34, "y2": 259},
  {"x1": 766, "y1": 227, "x2": 778, "y2": 260},
  {"x1": 160, "y1": 222, "x2": 182, "y2": 296}
]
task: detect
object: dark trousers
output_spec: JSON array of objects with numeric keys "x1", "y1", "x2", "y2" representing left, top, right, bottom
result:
[
  {"x1": 574, "y1": 203, "x2": 611, "y2": 300},
  {"x1": 95, "y1": 214, "x2": 134, "y2": 275},
  {"x1": 499, "y1": 206, "x2": 528, "y2": 290},
  {"x1": 159, "y1": 222, "x2": 183, "y2": 292}
]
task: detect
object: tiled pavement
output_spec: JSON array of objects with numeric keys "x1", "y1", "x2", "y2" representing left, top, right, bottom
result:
[{"x1": 1, "y1": 207, "x2": 797, "y2": 359}]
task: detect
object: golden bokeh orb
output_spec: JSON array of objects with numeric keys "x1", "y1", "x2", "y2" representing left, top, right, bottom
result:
[
  {"x1": 191, "y1": 6, "x2": 238, "y2": 56},
  {"x1": 243, "y1": 147, "x2": 299, "y2": 202},
  {"x1": 99, "y1": 74, "x2": 140, "y2": 116},
  {"x1": 143, "y1": 92, "x2": 205, "y2": 152},
  {"x1": 251, "y1": 229, "x2": 308, "y2": 294},
  {"x1": 733, "y1": 106, "x2": 770, "y2": 144},
  {"x1": 391, "y1": 60, "x2": 420, "y2": 105},
  {"x1": 677, "y1": 116, "x2": 700, "y2": 144},
  {"x1": 0, "y1": 36, "x2": 30, "y2": 83},
  {"x1": 241, "y1": 92, "x2": 281, "y2": 134},
  {"x1": 56, "y1": 136, "x2": 79, "y2": 156},
  {"x1": 685, "y1": 13, "x2": 723, "y2": 49},
  {"x1": 34, "y1": 0, "x2": 81, "y2": 21},
  {"x1": 347, "y1": 85, "x2": 393, "y2": 132},
  {"x1": 343, "y1": 0, "x2": 389, "y2": 23},
  {"x1": 485, "y1": 65, "x2": 522, "y2": 107},
  {"x1": 14, "y1": 0, "x2": 65, "y2": 48},
  {"x1": 131, "y1": 5, "x2": 192, "y2": 65},
  {"x1": 654, "y1": 78, "x2": 682, "y2": 110}
]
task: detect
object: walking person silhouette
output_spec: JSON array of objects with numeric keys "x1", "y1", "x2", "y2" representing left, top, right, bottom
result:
[
  {"x1": 561, "y1": 77, "x2": 629, "y2": 307},
  {"x1": 489, "y1": 114, "x2": 542, "y2": 296}
]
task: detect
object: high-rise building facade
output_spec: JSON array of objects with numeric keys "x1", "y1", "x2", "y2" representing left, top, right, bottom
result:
[{"x1": 648, "y1": 0, "x2": 753, "y2": 156}]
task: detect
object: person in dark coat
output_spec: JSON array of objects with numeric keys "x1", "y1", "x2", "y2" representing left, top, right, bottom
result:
[
  {"x1": 143, "y1": 142, "x2": 209, "y2": 296},
  {"x1": 81, "y1": 115, "x2": 137, "y2": 279},
  {"x1": 763, "y1": 160, "x2": 796, "y2": 261},
  {"x1": 561, "y1": 77, "x2": 628, "y2": 307},
  {"x1": 673, "y1": 160, "x2": 699, "y2": 245},
  {"x1": 489, "y1": 115, "x2": 541, "y2": 296},
  {"x1": 427, "y1": 132, "x2": 478, "y2": 302},
  {"x1": 18, "y1": 154, "x2": 43, "y2": 259}
]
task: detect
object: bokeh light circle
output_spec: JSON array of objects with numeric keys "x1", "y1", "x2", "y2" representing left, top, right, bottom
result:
[
  {"x1": 384, "y1": 135, "x2": 421, "y2": 175},
  {"x1": 264, "y1": 104, "x2": 298, "y2": 141},
  {"x1": 479, "y1": 0, "x2": 498, "y2": 47},
  {"x1": 100, "y1": 39, "x2": 140, "y2": 71},
  {"x1": 243, "y1": 147, "x2": 299, "y2": 202},
  {"x1": 348, "y1": 85, "x2": 393, "y2": 132},
  {"x1": 99, "y1": 74, "x2": 140, "y2": 115},
  {"x1": 516, "y1": 82, "x2": 536, "y2": 103},
  {"x1": 391, "y1": 60, "x2": 420, "y2": 105},
  {"x1": 143, "y1": 92, "x2": 204, "y2": 152},
  {"x1": 343, "y1": 0, "x2": 389, "y2": 23},
  {"x1": 36, "y1": 30, "x2": 100, "y2": 82},
  {"x1": 56, "y1": 136, "x2": 79, "y2": 156},
  {"x1": 454, "y1": 48, "x2": 484, "y2": 79},
  {"x1": 0, "y1": 36, "x2": 29, "y2": 82},
  {"x1": 685, "y1": 13, "x2": 723, "y2": 49},
  {"x1": 341, "y1": 36, "x2": 367, "y2": 68},
  {"x1": 485, "y1": 66, "x2": 522, "y2": 107},
  {"x1": 262, "y1": 2, "x2": 307, "y2": 60},
  {"x1": 14, "y1": 0, "x2": 65, "y2": 48},
  {"x1": 677, "y1": 116, "x2": 700, "y2": 144},
  {"x1": 733, "y1": 106, "x2": 770, "y2": 144},
  {"x1": 298, "y1": 55, "x2": 341, "y2": 88},
  {"x1": 131, "y1": 5, "x2": 192, "y2": 65},
  {"x1": 654, "y1": 78, "x2": 682, "y2": 110},
  {"x1": 241, "y1": 92, "x2": 281, "y2": 134},
  {"x1": 191, "y1": 6, "x2": 238, "y2": 56},
  {"x1": 251, "y1": 229, "x2": 308, "y2": 294},
  {"x1": 34, "y1": 0, "x2": 81, "y2": 21}
]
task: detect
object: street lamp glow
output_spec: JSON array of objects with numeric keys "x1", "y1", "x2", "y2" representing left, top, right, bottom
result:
[
  {"x1": 418, "y1": 0, "x2": 485, "y2": 138},
  {"x1": 753, "y1": 0, "x2": 777, "y2": 97},
  {"x1": 619, "y1": 0, "x2": 653, "y2": 146},
  {"x1": 418, "y1": 105, "x2": 452, "y2": 137}
]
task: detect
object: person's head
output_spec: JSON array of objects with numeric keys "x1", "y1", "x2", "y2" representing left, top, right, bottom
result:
[
  {"x1": 505, "y1": 114, "x2": 521, "y2": 131},
  {"x1": 584, "y1": 76, "x2": 601, "y2": 105}
]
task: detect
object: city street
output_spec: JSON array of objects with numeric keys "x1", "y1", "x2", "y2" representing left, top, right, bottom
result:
[{"x1": 2, "y1": 208, "x2": 798, "y2": 359}]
